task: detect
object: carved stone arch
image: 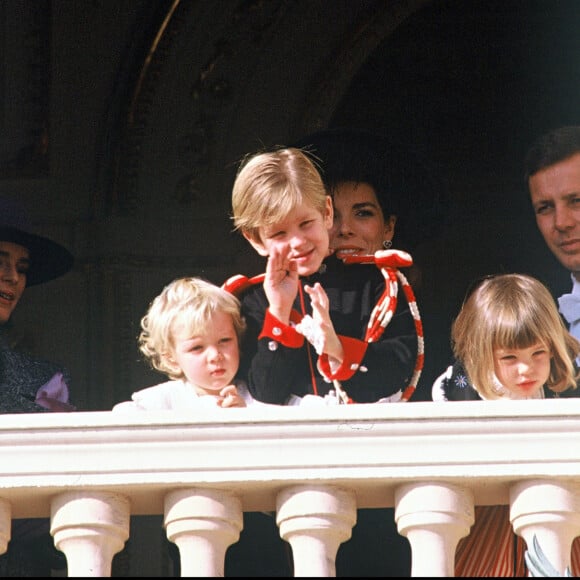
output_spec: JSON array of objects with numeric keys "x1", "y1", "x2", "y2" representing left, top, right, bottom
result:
[
  {"x1": 295, "y1": 0, "x2": 430, "y2": 132},
  {"x1": 111, "y1": 0, "x2": 431, "y2": 219}
]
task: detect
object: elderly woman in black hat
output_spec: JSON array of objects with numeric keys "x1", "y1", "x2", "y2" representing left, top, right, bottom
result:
[{"x1": 0, "y1": 196, "x2": 75, "y2": 575}]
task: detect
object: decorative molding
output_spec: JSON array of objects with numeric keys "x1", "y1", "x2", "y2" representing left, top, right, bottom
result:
[
  {"x1": 295, "y1": 0, "x2": 430, "y2": 135},
  {"x1": 114, "y1": 0, "x2": 289, "y2": 216}
]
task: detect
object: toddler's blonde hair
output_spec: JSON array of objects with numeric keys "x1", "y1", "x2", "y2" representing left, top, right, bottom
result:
[{"x1": 139, "y1": 277, "x2": 246, "y2": 380}]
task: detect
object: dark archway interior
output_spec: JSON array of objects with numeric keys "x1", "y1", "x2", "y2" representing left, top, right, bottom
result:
[{"x1": 329, "y1": 0, "x2": 580, "y2": 393}]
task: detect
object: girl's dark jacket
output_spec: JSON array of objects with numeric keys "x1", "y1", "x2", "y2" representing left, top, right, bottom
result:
[{"x1": 434, "y1": 360, "x2": 580, "y2": 400}]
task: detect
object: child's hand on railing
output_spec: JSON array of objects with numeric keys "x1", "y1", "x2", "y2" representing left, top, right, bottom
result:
[{"x1": 217, "y1": 384, "x2": 247, "y2": 408}]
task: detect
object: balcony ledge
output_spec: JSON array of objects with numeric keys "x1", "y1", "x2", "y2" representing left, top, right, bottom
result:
[{"x1": 1, "y1": 398, "x2": 579, "y2": 518}]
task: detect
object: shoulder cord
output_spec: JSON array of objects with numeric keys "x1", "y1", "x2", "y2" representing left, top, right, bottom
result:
[
  {"x1": 222, "y1": 249, "x2": 423, "y2": 403},
  {"x1": 342, "y1": 250, "x2": 423, "y2": 402}
]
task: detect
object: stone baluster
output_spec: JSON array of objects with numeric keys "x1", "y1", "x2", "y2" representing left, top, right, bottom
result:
[
  {"x1": 510, "y1": 479, "x2": 580, "y2": 576},
  {"x1": 276, "y1": 484, "x2": 356, "y2": 577},
  {"x1": 395, "y1": 482, "x2": 474, "y2": 577},
  {"x1": 164, "y1": 488, "x2": 243, "y2": 577},
  {"x1": 0, "y1": 499, "x2": 10, "y2": 555},
  {"x1": 51, "y1": 491, "x2": 130, "y2": 576}
]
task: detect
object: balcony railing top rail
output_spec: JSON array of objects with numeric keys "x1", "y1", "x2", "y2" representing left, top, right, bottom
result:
[{"x1": 1, "y1": 398, "x2": 580, "y2": 518}]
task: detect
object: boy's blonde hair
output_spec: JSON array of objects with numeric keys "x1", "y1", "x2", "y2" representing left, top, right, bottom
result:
[
  {"x1": 231, "y1": 147, "x2": 329, "y2": 243},
  {"x1": 452, "y1": 273, "x2": 580, "y2": 399},
  {"x1": 139, "y1": 277, "x2": 246, "y2": 380}
]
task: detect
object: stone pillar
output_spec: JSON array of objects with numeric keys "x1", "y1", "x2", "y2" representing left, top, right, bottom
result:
[
  {"x1": 276, "y1": 484, "x2": 356, "y2": 577},
  {"x1": 164, "y1": 488, "x2": 243, "y2": 577},
  {"x1": 510, "y1": 479, "x2": 580, "y2": 576},
  {"x1": 51, "y1": 491, "x2": 130, "y2": 576},
  {"x1": 395, "y1": 482, "x2": 474, "y2": 577},
  {"x1": 0, "y1": 499, "x2": 11, "y2": 555}
]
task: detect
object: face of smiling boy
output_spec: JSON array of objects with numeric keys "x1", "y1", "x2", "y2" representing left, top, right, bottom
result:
[{"x1": 246, "y1": 197, "x2": 333, "y2": 277}]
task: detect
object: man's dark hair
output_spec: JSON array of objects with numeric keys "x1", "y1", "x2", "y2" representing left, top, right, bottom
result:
[{"x1": 524, "y1": 125, "x2": 580, "y2": 181}]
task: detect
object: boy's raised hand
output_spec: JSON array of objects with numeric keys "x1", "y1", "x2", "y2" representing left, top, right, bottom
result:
[
  {"x1": 302, "y1": 282, "x2": 344, "y2": 366},
  {"x1": 264, "y1": 244, "x2": 299, "y2": 324}
]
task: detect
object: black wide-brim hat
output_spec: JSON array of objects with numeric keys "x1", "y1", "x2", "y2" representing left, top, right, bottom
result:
[
  {"x1": 291, "y1": 127, "x2": 450, "y2": 250},
  {"x1": 0, "y1": 196, "x2": 74, "y2": 286}
]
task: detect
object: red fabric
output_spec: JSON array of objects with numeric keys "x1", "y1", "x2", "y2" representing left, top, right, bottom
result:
[
  {"x1": 258, "y1": 309, "x2": 305, "y2": 348},
  {"x1": 455, "y1": 505, "x2": 580, "y2": 576},
  {"x1": 318, "y1": 335, "x2": 368, "y2": 381}
]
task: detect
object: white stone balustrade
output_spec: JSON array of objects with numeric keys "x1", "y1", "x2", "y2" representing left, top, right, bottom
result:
[
  {"x1": 51, "y1": 491, "x2": 130, "y2": 576},
  {"x1": 511, "y1": 480, "x2": 580, "y2": 576},
  {"x1": 395, "y1": 482, "x2": 474, "y2": 576},
  {"x1": 277, "y1": 484, "x2": 356, "y2": 576},
  {"x1": 0, "y1": 399, "x2": 579, "y2": 576},
  {"x1": 0, "y1": 498, "x2": 10, "y2": 555},
  {"x1": 164, "y1": 488, "x2": 243, "y2": 577}
]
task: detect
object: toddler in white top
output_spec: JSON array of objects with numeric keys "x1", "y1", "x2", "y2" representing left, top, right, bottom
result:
[{"x1": 113, "y1": 277, "x2": 263, "y2": 412}]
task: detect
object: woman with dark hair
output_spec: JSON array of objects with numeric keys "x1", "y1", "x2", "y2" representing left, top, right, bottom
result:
[
  {"x1": 0, "y1": 195, "x2": 75, "y2": 575},
  {"x1": 292, "y1": 127, "x2": 450, "y2": 397},
  {"x1": 293, "y1": 127, "x2": 448, "y2": 255},
  {"x1": 0, "y1": 195, "x2": 75, "y2": 413}
]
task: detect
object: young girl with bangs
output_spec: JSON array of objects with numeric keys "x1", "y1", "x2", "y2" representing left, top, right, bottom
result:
[
  {"x1": 433, "y1": 273, "x2": 580, "y2": 402},
  {"x1": 432, "y1": 273, "x2": 580, "y2": 576}
]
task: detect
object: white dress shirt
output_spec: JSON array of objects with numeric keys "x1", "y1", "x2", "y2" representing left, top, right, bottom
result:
[{"x1": 558, "y1": 273, "x2": 580, "y2": 341}]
